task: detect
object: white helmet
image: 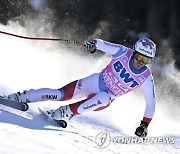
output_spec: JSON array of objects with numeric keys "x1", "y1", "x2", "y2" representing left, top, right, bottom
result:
[{"x1": 134, "y1": 38, "x2": 156, "y2": 59}]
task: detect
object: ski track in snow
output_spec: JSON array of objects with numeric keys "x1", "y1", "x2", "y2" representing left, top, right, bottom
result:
[{"x1": 0, "y1": 24, "x2": 180, "y2": 154}]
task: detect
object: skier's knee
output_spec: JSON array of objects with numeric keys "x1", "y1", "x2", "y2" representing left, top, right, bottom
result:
[{"x1": 95, "y1": 92, "x2": 110, "y2": 106}]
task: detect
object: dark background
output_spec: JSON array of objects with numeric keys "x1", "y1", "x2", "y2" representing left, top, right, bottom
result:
[{"x1": 0, "y1": 0, "x2": 180, "y2": 69}]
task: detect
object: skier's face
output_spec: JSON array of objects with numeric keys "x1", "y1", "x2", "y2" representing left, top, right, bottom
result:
[
  {"x1": 133, "y1": 58, "x2": 145, "y2": 69},
  {"x1": 133, "y1": 53, "x2": 152, "y2": 69}
]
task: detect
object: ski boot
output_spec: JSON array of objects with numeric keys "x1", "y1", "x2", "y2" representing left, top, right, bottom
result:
[
  {"x1": 46, "y1": 105, "x2": 74, "y2": 128},
  {"x1": 48, "y1": 105, "x2": 74, "y2": 121},
  {"x1": 7, "y1": 91, "x2": 29, "y2": 103}
]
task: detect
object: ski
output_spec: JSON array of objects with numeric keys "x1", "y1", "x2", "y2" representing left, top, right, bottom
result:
[
  {"x1": 0, "y1": 104, "x2": 32, "y2": 119},
  {"x1": 0, "y1": 97, "x2": 29, "y2": 111},
  {"x1": 38, "y1": 107, "x2": 67, "y2": 128}
]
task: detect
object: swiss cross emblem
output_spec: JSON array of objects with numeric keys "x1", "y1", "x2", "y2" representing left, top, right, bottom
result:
[{"x1": 141, "y1": 39, "x2": 154, "y2": 49}]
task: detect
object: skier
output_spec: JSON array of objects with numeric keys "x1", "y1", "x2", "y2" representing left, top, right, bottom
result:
[{"x1": 7, "y1": 38, "x2": 156, "y2": 137}]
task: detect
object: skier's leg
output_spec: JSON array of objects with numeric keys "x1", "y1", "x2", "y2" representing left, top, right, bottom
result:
[
  {"x1": 50, "y1": 91, "x2": 112, "y2": 120},
  {"x1": 61, "y1": 73, "x2": 102, "y2": 100},
  {"x1": 70, "y1": 92, "x2": 111, "y2": 115},
  {"x1": 26, "y1": 80, "x2": 78, "y2": 102},
  {"x1": 8, "y1": 73, "x2": 101, "y2": 103},
  {"x1": 7, "y1": 88, "x2": 67, "y2": 103}
]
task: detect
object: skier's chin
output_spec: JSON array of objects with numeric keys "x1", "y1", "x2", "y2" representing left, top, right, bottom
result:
[{"x1": 133, "y1": 62, "x2": 145, "y2": 69}]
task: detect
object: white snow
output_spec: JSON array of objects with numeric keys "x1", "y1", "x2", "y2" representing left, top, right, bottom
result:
[{"x1": 0, "y1": 23, "x2": 180, "y2": 154}]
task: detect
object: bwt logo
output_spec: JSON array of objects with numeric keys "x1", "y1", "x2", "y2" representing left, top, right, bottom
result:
[{"x1": 113, "y1": 61, "x2": 139, "y2": 88}]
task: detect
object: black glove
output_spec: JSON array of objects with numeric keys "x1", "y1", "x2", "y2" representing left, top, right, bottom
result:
[
  {"x1": 135, "y1": 121, "x2": 149, "y2": 137},
  {"x1": 84, "y1": 41, "x2": 97, "y2": 53}
]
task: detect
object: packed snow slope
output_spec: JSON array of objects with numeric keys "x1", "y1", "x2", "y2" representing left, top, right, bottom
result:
[{"x1": 0, "y1": 23, "x2": 180, "y2": 154}]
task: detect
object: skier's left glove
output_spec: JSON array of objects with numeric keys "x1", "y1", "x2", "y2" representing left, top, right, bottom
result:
[
  {"x1": 135, "y1": 120, "x2": 149, "y2": 137},
  {"x1": 84, "y1": 41, "x2": 97, "y2": 53}
]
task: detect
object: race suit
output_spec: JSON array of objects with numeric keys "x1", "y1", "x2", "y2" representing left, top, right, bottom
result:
[{"x1": 25, "y1": 39, "x2": 156, "y2": 124}]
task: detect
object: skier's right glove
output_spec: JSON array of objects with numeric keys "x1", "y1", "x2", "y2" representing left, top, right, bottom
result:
[
  {"x1": 135, "y1": 120, "x2": 149, "y2": 137},
  {"x1": 84, "y1": 41, "x2": 97, "y2": 53}
]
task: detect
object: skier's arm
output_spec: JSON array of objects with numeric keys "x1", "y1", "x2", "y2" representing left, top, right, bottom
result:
[
  {"x1": 96, "y1": 39, "x2": 126, "y2": 55},
  {"x1": 140, "y1": 74, "x2": 156, "y2": 124},
  {"x1": 135, "y1": 74, "x2": 156, "y2": 137},
  {"x1": 84, "y1": 39, "x2": 128, "y2": 56}
]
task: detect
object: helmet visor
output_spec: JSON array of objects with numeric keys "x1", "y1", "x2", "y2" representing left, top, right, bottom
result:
[{"x1": 134, "y1": 52, "x2": 152, "y2": 64}]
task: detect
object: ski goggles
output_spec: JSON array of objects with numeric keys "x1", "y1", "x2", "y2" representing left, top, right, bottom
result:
[{"x1": 134, "y1": 52, "x2": 152, "y2": 64}]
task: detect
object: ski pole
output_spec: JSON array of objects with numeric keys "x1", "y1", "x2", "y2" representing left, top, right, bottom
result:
[{"x1": 0, "y1": 30, "x2": 84, "y2": 46}]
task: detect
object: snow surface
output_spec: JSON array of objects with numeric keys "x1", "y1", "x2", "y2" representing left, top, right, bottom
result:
[{"x1": 0, "y1": 23, "x2": 180, "y2": 154}]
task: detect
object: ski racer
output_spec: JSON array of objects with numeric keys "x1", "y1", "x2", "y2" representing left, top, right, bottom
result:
[{"x1": 7, "y1": 38, "x2": 156, "y2": 138}]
